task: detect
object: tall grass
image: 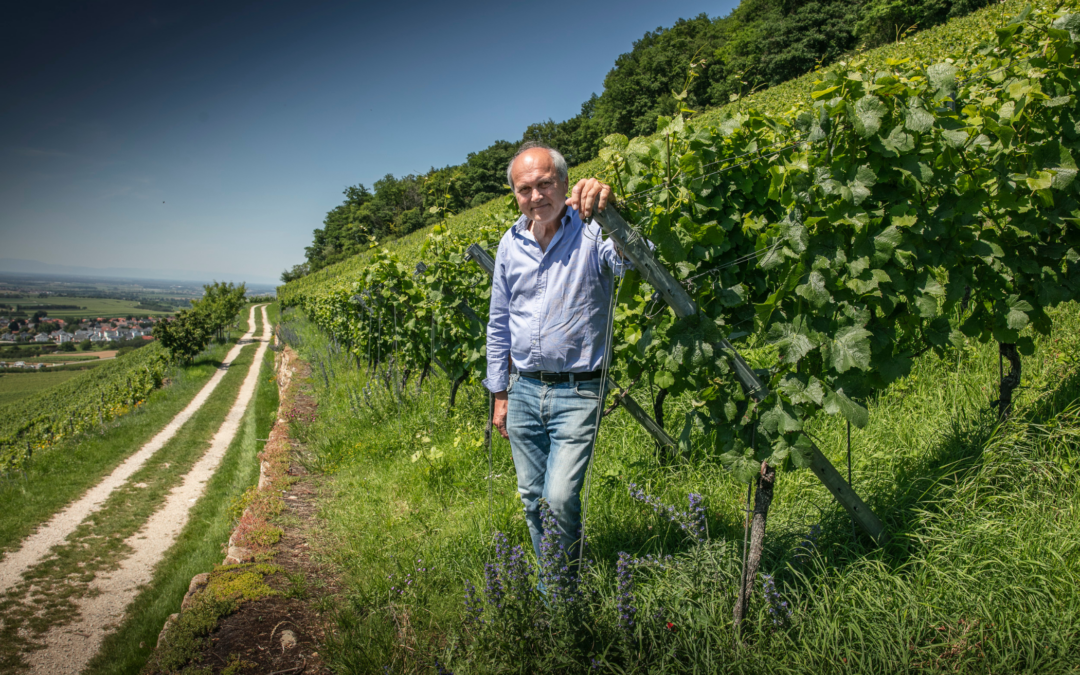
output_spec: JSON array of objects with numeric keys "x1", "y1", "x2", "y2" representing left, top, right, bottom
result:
[{"x1": 281, "y1": 301, "x2": 1080, "y2": 673}]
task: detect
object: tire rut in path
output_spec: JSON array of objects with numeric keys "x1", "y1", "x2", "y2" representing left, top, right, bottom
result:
[
  {"x1": 0, "y1": 305, "x2": 264, "y2": 596},
  {"x1": 26, "y1": 304, "x2": 272, "y2": 675}
]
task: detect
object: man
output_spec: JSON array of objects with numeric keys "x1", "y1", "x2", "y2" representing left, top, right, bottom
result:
[{"x1": 483, "y1": 141, "x2": 624, "y2": 567}]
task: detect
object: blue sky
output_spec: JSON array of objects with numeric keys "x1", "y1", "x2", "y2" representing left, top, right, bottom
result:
[{"x1": 0, "y1": 0, "x2": 737, "y2": 285}]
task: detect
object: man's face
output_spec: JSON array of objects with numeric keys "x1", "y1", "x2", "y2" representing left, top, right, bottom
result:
[{"x1": 510, "y1": 149, "x2": 567, "y2": 228}]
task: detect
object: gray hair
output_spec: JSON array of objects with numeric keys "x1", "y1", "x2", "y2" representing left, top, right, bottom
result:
[{"x1": 506, "y1": 141, "x2": 568, "y2": 191}]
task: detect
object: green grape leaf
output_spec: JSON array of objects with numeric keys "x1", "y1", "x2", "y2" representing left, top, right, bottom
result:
[
  {"x1": 768, "y1": 438, "x2": 791, "y2": 465},
  {"x1": 942, "y1": 129, "x2": 969, "y2": 148},
  {"x1": 1017, "y1": 335, "x2": 1036, "y2": 356},
  {"x1": 915, "y1": 294, "x2": 940, "y2": 318},
  {"x1": 796, "y1": 270, "x2": 831, "y2": 308},
  {"x1": 678, "y1": 412, "x2": 694, "y2": 455},
  {"x1": 970, "y1": 239, "x2": 1004, "y2": 260},
  {"x1": 1035, "y1": 141, "x2": 1078, "y2": 189},
  {"x1": 824, "y1": 387, "x2": 869, "y2": 428},
  {"x1": 1052, "y1": 13, "x2": 1080, "y2": 41},
  {"x1": 1006, "y1": 295, "x2": 1033, "y2": 330},
  {"x1": 718, "y1": 283, "x2": 748, "y2": 307},
  {"x1": 883, "y1": 125, "x2": 915, "y2": 154},
  {"x1": 829, "y1": 326, "x2": 873, "y2": 373},
  {"x1": 904, "y1": 101, "x2": 935, "y2": 134},
  {"x1": 768, "y1": 316, "x2": 821, "y2": 364},
  {"x1": 790, "y1": 433, "x2": 814, "y2": 469},
  {"x1": 874, "y1": 225, "x2": 903, "y2": 254},
  {"x1": 720, "y1": 445, "x2": 760, "y2": 483},
  {"x1": 760, "y1": 400, "x2": 802, "y2": 434},
  {"x1": 778, "y1": 374, "x2": 826, "y2": 405},
  {"x1": 927, "y1": 62, "x2": 958, "y2": 98},
  {"x1": 853, "y1": 95, "x2": 887, "y2": 138}
]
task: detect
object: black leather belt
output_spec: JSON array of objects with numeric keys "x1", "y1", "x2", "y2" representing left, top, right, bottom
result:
[{"x1": 519, "y1": 370, "x2": 602, "y2": 383}]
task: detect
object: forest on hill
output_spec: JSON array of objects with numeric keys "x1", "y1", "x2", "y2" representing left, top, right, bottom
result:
[{"x1": 289, "y1": 0, "x2": 997, "y2": 280}]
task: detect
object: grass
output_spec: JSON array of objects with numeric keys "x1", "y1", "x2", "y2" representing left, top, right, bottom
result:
[
  {"x1": 279, "y1": 296, "x2": 1080, "y2": 673},
  {"x1": 0, "y1": 308, "x2": 266, "y2": 673},
  {"x1": 0, "y1": 369, "x2": 94, "y2": 406},
  {"x1": 0, "y1": 295, "x2": 175, "y2": 319},
  {"x1": 0, "y1": 309, "x2": 252, "y2": 556},
  {"x1": 0, "y1": 353, "x2": 102, "y2": 364},
  {"x1": 84, "y1": 314, "x2": 279, "y2": 675}
]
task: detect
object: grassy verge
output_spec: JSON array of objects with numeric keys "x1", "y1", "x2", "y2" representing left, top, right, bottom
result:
[
  {"x1": 84, "y1": 322, "x2": 279, "y2": 675},
  {"x1": 0, "y1": 308, "x2": 252, "y2": 556},
  {"x1": 282, "y1": 298, "x2": 1080, "y2": 672}
]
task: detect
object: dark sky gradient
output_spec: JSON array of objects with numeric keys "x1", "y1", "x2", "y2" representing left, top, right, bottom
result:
[{"x1": 1, "y1": 0, "x2": 735, "y2": 284}]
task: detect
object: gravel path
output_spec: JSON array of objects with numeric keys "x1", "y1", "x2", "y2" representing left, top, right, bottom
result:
[
  {"x1": 0, "y1": 305, "x2": 264, "y2": 596},
  {"x1": 26, "y1": 304, "x2": 272, "y2": 674}
]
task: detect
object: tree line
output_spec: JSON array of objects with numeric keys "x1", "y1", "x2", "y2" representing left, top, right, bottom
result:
[{"x1": 287, "y1": 0, "x2": 996, "y2": 281}]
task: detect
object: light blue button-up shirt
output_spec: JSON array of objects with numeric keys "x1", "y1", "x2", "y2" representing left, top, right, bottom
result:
[{"x1": 483, "y1": 207, "x2": 626, "y2": 393}]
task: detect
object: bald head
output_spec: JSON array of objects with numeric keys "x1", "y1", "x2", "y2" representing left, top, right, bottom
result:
[
  {"x1": 509, "y1": 148, "x2": 555, "y2": 189},
  {"x1": 506, "y1": 143, "x2": 568, "y2": 191}
]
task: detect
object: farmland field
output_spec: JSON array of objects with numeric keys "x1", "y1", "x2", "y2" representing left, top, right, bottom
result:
[
  {"x1": 0, "y1": 370, "x2": 93, "y2": 407},
  {"x1": 0, "y1": 295, "x2": 177, "y2": 319},
  {"x1": 0, "y1": 354, "x2": 103, "y2": 364}
]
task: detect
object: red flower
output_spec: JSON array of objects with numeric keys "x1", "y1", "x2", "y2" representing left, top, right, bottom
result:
[{"x1": 666, "y1": 622, "x2": 678, "y2": 633}]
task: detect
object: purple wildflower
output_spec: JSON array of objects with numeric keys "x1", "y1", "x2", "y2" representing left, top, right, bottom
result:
[
  {"x1": 539, "y1": 499, "x2": 579, "y2": 609},
  {"x1": 616, "y1": 552, "x2": 636, "y2": 636},
  {"x1": 627, "y1": 484, "x2": 708, "y2": 544},
  {"x1": 761, "y1": 574, "x2": 792, "y2": 627},
  {"x1": 463, "y1": 578, "x2": 483, "y2": 626}
]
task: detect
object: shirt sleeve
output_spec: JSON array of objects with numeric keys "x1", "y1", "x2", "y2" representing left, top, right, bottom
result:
[{"x1": 483, "y1": 235, "x2": 512, "y2": 393}]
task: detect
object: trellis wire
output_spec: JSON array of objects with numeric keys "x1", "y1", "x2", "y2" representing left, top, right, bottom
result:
[{"x1": 579, "y1": 256, "x2": 625, "y2": 552}]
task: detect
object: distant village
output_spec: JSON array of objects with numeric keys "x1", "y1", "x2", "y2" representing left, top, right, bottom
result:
[
  {"x1": 1, "y1": 313, "x2": 169, "y2": 343},
  {"x1": 0, "y1": 315, "x2": 170, "y2": 369}
]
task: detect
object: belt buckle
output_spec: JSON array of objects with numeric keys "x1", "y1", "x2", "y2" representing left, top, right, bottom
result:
[{"x1": 540, "y1": 371, "x2": 558, "y2": 383}]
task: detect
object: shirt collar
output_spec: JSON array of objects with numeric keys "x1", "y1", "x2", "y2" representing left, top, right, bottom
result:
[{"x1": 513, "y1": 207, "x2": 581, "y2": 237}]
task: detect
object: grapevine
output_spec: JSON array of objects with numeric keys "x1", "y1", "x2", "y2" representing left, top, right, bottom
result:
[
  {"x1": 279, "y1": 4, "x2": 1080, "y2": 483},
  {"x1": 596, "y1": 4, "x2": 1080, "y2": 481},
  {"x1": 0, "y1": 344, "x2": 170, "y2": 475}
]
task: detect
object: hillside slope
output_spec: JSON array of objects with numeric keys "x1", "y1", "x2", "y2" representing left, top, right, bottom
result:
[{"x1": 280, "y1": 0, "x2": 1040, "y2": 290}]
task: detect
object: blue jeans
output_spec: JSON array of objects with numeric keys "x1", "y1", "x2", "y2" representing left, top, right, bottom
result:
[{"x1": 506, "y1": 373, "x2": 604, "y2": 565}]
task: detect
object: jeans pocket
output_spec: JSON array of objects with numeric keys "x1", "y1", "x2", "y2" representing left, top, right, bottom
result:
[
  {"x1": 507, "y1": 373, "x2": 519, "y2": 394},
  {"x1": 574, "y1": 381, "x2": 601, "y2": 399}
]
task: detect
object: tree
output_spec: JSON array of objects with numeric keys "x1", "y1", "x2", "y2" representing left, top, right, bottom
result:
[
  {"x1": 190, "y1": 281, "x2": 247, "y2": 342},
  {"x1": 281, "y1": 263, "x2": 310, "y2": 283},
  {"x1": 154, "y1": 311, "x2": 212, "y2": 363}
]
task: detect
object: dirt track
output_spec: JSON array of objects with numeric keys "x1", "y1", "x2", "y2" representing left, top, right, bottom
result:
[
  {"x1": 0, "y1": 305, "x2": 270, "y2": 674},
  {"x1": 26, "y1": 305, "x2": 272, "y2": 675},
  {"x1": 0, "y1": 307, "x2": 263, "y2": 595}
]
